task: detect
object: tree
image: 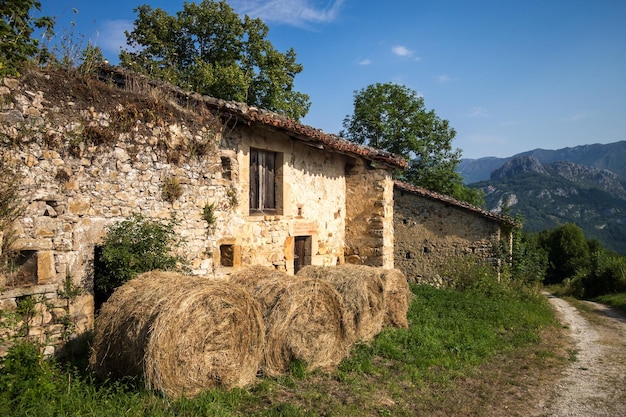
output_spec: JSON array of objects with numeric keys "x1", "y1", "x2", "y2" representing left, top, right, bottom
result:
[
  {"x1": 0, "y1": 0, "x2": 54, "y2": 76},
  {"x1": 341, "y1": 82, "x2": 483, "y2": 205},
  {"x1": 120, "y1": 0, "x2": 310, "y2": 120},
  {"x1": 539, "y1": 223, "x2": 590, "y2": 284}
]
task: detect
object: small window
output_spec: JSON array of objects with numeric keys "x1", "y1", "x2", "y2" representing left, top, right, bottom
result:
[
  {"x1": 250, "y1": 148, "x2": 281, "y2": 214},
  {"x1": 221, "y1": 157, "x2": 232, "y2": 180},
  {"x1": 220, "y1": 244, "x2": 234, "y2": 267}
]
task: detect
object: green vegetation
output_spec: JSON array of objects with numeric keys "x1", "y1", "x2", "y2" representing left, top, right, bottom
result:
[
  {"x1": 120, "y1": 0, "x2": 310, "y2": 120},
  {"x1": 535, "y1": 223, "x2": 626, "y2": 307},
  {"x1": 592, "y1": 293, "x2": 626, "y2": 315},
  {"x1": 0, "y1": 0, "x2": 54, "y2": 76},
  {"x1": 161, "y1": 176, "x2": 183, "y2": 203},
  {"x1": 0, "y1": 272, "x2": 557, "y2": 416},
  {"x1": 202, "y1": 202, "x2": 217, "y2": 231},
  {"x1": 341, "y1": 82, "x2": 484, "y2": 206},
  {"x1": 95, "y1": 214, "x2": 188, "y2": 296}
]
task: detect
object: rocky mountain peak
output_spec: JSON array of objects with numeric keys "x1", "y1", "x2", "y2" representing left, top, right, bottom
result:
[{"x1": 490, "y1": 155, "x2": 546, "y2": 181}]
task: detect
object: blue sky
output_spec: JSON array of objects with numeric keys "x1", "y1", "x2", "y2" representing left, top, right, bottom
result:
[{"x1": 38, "y1": 1, "x2": 626, "y2": 159}]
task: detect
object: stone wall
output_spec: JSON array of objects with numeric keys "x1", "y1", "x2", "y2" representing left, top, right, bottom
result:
[
  {"x1": 344, "y1": 159, "x2": 395, "y2": 268},
  {"x1": 394, "y1": 185, "x2": 511, "y2": 284},
  {"x1": 0, "y1": 71, "x2": 395, "y2": 354}
]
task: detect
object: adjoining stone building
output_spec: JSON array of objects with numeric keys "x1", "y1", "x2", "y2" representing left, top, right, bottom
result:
[
  {"x1": 0, "y1": 68, "x2": 406, "y2": 354},
  {"x1": 393, "y1": 181, "x2": 515, "y2": 285}
]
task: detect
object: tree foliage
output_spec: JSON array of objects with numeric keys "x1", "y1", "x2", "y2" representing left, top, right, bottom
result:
[
  {"x1": 120, "y1": 0, "x2": 310, "y2": 120},
  {"x1": 539, "y1": 223, "x2": 591, "y2": 284},
  {"x1": 341, "y1": 82, "x2": 483, "y2": 206},
  {"x1": 0, "y1": 0, "x2": 54, "y2": 76}
]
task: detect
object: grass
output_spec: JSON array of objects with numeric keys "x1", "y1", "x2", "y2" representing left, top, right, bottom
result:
[
  {"x1": 0, "y1": 284, "x2": 563, "y2": 416},
  {"x1": 592, "y1": 292, "x2": 626, "y2": 315}
]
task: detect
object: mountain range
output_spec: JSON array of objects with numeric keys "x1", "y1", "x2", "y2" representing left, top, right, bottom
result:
[
  {"x1": 460, "y1": 141, "x2": 626, "y2": 254},
  {"x1": 459, "y1": 141, "x2": 626, "y2": 184}
]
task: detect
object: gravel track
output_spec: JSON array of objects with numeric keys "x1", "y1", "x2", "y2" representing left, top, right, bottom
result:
[{"x1": 540, "y1": 295, "x2": 626, "y2": 417}]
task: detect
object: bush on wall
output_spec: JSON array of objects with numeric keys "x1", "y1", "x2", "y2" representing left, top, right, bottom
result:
[{"x1": 94, "y1": 214, "x2": 188, "y2": 296}]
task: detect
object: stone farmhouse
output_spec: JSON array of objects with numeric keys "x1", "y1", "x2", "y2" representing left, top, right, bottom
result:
[
  {"x1": 394, "y1": 180, "x2": 515, "y2": 285},
  {"x1": 0, "y1": 68, "x2": 512, "y2": 354},
  {"x1": 0, "y1": 68, "x2": 406, "y2": 354}
]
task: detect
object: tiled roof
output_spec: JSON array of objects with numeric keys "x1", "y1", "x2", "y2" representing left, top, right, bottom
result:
[
  {"x1": 200, "y1": 95, "x2": 409, "y2": 169},
  {"x1": 394, "y1": 180, "x2": 517, "y2": 227},
  {"x1": 97, "y1": 65, "x2": 408, "y2": 169}
]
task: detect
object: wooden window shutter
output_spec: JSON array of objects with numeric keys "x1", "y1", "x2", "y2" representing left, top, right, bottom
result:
[{"x1": 250, "y1": 149, "x2": 276, "y2": 211}]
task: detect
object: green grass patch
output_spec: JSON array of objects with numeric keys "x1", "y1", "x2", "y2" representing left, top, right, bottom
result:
[{"x1": 592, "y1": 292, "x2": 626, "y2": 315}]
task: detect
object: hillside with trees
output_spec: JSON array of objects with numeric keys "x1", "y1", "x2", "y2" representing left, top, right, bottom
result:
[{"x1": 471, "y1": 155, "x2": 626, "y2": 254}]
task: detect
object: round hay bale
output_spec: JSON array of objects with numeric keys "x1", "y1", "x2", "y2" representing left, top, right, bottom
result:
[
  {"x1": 229, "y1": 267, "x2": 351, "y2": 376},
  {"x1": 297, "y1": 264, "x2": 386, "y2": 343},
  {"x1": 380, "y1": 268, "x2": 411, "y2": 329},
  {"x1": 229, "y1": 265, "x2": 279, "y2": 287},
  {"x1": 90, "y1": 271, "x2": 265, "y2": 398}
]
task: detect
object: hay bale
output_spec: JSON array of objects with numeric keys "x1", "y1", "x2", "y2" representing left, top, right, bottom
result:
[
  {"x1": 229, "y1": 266, "x2": 350, "y2": 376},
  {"x1": 380, "y1": 268, "x2": 411, "y2": 329},
  {"x1": 297, "y1": 264, "x2": 386, "y2": 343},
  {"x1": 90, "y1": 271, "x2": 265, "y2": 398}
]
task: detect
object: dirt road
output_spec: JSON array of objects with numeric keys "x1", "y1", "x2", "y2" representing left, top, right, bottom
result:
[{"x1": 539, "y1": 295, "x2": 626, "y2": 417}]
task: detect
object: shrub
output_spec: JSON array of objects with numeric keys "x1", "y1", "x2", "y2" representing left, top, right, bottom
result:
[
  {"x1": 95, "y1": 213, "x2": 188, "y2": 295},
  {"x1": 439, "y1": 254, "x2": 503, "y2": 296},
  {"x1": 162, "y1": 176, "x2": 183, "y2": 203},
  {"x1": 582, "y1": 251, "x2": 626, "y2": 298}
]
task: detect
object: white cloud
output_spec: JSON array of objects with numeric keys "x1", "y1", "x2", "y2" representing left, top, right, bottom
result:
[
  {"x1": 97, "y1": 19, "x2": 134, "y2": 55},
  {"x1": 391, "y1": 45, "x2": 413, "y2": 57},
  {"x1": 436, "y1": 74, "x2": 452, "y2": 83},
  {"x1": 358, "y1": 58, "x2": 372, "y2": 65},
  {"x1": 562, "y1": 112, "x2": 592, "y2": 122},
  {"x1": 466, "y1": 106, "x2": 490, "y2": 118},
  {"x1": 229, "y1": 0, "x2": 345, "y2": 27}
]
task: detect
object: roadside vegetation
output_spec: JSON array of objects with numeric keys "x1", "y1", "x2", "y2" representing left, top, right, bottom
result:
[{"x1": 538, "y1": 223, "x2": 626, "y2": 315}]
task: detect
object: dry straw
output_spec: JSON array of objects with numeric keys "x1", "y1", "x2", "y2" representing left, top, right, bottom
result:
[
  {"x1": 230, "y1": 266, "x2": 351, "y2": 377},
  {"x1": 380, "y1": 268, "x2": 411, "y2": 329},
  {"x1": 90, "y1": 271, "x2": 265, "y2": 398},
  {"x1": 297, "y1": 264, "x2": 394, "y2": 343}
]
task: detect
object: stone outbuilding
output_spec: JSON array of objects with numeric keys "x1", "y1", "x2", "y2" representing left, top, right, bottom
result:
[
  {"x1": 0, "y1": 67, "x2": 407, "y2": 354},
  {"x1": 393, "y1": 181, "x2": 515, "y2": 284}
]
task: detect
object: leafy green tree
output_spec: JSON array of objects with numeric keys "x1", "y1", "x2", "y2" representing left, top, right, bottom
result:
[
  {"x1": 539, "y1": 223, "x2": 590, "y2": 284},
  {"x1": 120, "y1": 0, "x2": 310, "y2": 120},
  {"x1": 0, "y1": 0, "x2": 54, "y2": 76},
  {"x1": 95, "y1": 214, "x2": 188, "y2": 297},
  {"x1": 341, "y1": 82, "x2": 483, "y2": 206}
]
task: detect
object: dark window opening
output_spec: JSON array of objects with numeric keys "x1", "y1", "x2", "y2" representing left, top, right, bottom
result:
[
  {"x1": 93, "y1": 245, "x2": 109, "y2": 311},
  {"x1": 405, "y1": 251, "x2": 413, "y2": 259},
  {"x1": 220, "y1": 244, "x2": 234, "y2": 267},
  {"x1": 250, "y1": 148, "x2": 278, "y2": 213},
  {"x1": 221, "y1": 157, "x2": 232, "y2": 180},
  {"x1": 423, "y1": 247, "x2": 430, "y2": 254}
]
